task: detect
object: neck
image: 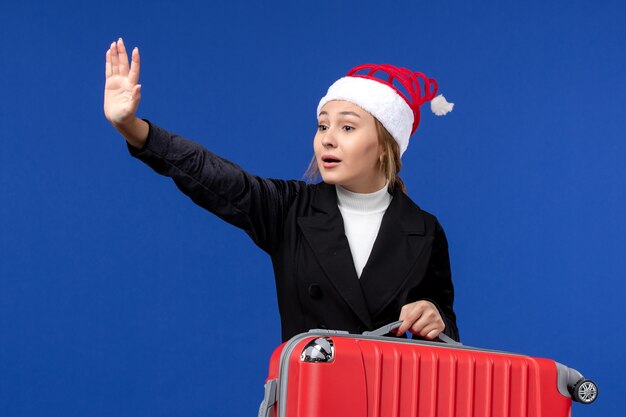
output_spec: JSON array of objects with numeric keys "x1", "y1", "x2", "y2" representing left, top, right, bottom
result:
[
  {"x1": 336, "y1": 182, "x2": 391, "y2": 213},
  {"x1": 340, "y1": 175, "x2": 387, "y2": 193}
]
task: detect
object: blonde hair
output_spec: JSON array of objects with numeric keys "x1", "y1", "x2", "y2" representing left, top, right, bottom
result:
[{"x1": 304, "y1": 118, "x2": 406, "y2": 194}]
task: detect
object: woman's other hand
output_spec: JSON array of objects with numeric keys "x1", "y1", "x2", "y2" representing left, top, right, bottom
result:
[
  {"x1": 395, "y1": 300, "x2": 445, "y2": 340},
  {"x1": 104, "y1": 38, "x2": 148, "y2": 149}
]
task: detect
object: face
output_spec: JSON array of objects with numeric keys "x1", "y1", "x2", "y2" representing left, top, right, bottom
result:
[{"x1": 314, "y1": 100, "x2": 386, "y2": 193}]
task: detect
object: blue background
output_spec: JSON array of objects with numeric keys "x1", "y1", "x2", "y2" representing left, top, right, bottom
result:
[{"x1": 1, "y1": 0, "x2": 624, "y2": 416}]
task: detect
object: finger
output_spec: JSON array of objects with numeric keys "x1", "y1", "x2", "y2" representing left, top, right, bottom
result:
[
  {"x1": 396, "y1": 315, "x2": 420, "y2": 335},
  {"x1": 425, "y1": 328, "x2": 443, "y2": 340},
  {"x1": 116, "y1": 38, "x2": 130, "y2": 76},
  {"x1": 105, "y1": 49, "x2": 112, "y2": 78},
  {"x1": 396, "y1": 304, "x2": 424, "y2": 335},
  {"x1": 409, "y1": 318, "x2": 426, "y2": 336},
  {"x1": 409, "y1": 314, "x2": 433, "y2": 335},
  {"x1": 128, "y1": 47, "x2": 141, "y2": 85},
  {"x1": 399, "y1": 303, "x2": 423, "y2": 322},
  {"x1": 410, "y1": 316, "x2": 444, "y2": 338},
  {"x1": 110, "y1": 41, "x2": 119, "y2": 75}
]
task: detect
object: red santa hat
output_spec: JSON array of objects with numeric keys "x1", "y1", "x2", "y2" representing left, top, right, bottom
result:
[{"x1": 317, "y1": 64, "x2": 453, "y2": 156}]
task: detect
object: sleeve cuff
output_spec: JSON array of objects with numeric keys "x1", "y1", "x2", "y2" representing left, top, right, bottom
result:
[{"x1": 126, "y1": 119, "x2": 169, "y2": 157}]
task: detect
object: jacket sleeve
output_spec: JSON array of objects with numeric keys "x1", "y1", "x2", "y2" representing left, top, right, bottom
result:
[
  {"x1": 127, "y1": 121, "x2": 303, "y2": 254},
  {"x1": 410, "y1": 219, "x2": 460, "y2": 341}
]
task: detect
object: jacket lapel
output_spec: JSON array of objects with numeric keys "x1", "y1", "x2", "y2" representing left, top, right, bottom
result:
[
  {"x1": 359, "y1": 188, "x2": 430, "y2": 317},
  {"x1": 297, "y1": 183, "x2": 373, "y2": 329}
]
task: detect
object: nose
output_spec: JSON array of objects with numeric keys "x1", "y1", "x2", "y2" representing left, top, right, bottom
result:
[{"x1": 321, "y1": 128, "x2": 337, "y2": 148}]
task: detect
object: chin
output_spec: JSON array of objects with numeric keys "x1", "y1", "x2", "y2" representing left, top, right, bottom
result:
[{"x1": 319, "y1": 173, "x2": 341, "y2": 185}]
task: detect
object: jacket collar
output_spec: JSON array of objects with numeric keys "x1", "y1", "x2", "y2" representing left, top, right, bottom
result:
[
  {"x1": 308, "y1": 182, "x2": 425, "y2": 234},
  {"x1": 298, "y1": 183, "x2": 428, "y2": 329}
]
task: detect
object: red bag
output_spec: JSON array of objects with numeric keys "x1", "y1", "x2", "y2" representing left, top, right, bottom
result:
[{"x1": 259, "y1": 322, "x2": 597, "y2": 417}]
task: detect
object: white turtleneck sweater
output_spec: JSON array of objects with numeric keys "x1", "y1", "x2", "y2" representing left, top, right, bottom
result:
[{"x1": 336, "y1": 184, "x2": 392, "y2": 278}]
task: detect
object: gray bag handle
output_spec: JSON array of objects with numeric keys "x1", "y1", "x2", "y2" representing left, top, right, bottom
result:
[{"x1": 363, "y1": 320, "x2": 462, "y2": 346}]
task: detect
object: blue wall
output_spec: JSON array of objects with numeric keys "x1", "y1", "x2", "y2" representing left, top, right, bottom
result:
[{"x1": 1, "y1": 1, "x2": 623, "y2": 416}]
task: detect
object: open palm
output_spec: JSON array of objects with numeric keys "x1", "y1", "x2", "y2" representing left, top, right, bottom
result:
[{"x1": 104, "y1": 39, "x2": 141, "y2": 125}]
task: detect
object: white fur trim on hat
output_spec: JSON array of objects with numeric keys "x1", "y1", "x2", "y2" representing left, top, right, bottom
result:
[{"x1": 317, "y1": 77, "x2": 414, "y2": 156}]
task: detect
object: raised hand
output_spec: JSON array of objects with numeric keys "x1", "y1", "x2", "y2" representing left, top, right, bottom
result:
[{"x1": 104, "y1": 38, "x2": 141, "y2": 126}]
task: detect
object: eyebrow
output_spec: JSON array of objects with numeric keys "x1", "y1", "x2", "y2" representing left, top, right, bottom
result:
[{"x1": 318, "y1": 111, "x2": 362, "y2": 118}]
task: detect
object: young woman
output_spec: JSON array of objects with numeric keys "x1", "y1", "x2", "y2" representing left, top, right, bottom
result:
[{"x1": 104, "y1": 38, "x2": 459, "y2": 343}]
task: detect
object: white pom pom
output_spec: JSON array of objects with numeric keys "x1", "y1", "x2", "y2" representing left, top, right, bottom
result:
[{"x1": 430, "y1": 94, "x2": 454, "y2": 116}]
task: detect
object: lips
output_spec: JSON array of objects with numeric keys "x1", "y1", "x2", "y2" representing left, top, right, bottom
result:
[{"x1": 321, "y1": 155, "x2": 342, "y2": 168}]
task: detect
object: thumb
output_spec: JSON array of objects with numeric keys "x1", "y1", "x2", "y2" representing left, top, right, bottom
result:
[
  {"x1": 395, "y1": 319, "x2": 411, "y2": 336},
  {"x1": 131, "y1": 84, "x2": 142, "y2": 102}
]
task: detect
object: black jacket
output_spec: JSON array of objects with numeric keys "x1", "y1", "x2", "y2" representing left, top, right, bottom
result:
[{"x1": 129, "y1": 122, "x2": 459, "y2": 342}]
